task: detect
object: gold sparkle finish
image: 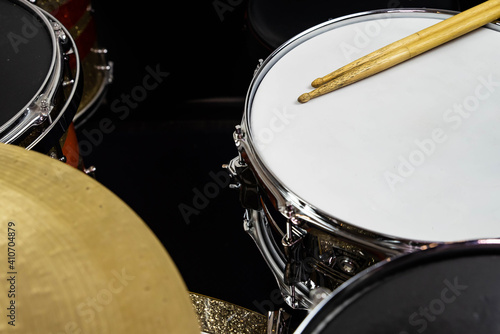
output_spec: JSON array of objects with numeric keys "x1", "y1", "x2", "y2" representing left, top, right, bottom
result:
[{"x1": 189, "y1": 293, "x2": 267, "y2": 334}]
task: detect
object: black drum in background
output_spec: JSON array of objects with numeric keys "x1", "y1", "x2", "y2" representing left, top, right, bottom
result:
[
  {"x1": 0, "y1": 0, "x2": 83, "y2": 168},
  {"x1": 295, "y1": 241, "x2": 500, "y2": 334},
  {"x1": 246, "y1": 0, "x2": 475, "y2": 53}
]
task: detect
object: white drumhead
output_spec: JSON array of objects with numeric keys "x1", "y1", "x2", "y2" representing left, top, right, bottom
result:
[{"x1": 248, "y1": 11, "x2": 500, "y2": 242}]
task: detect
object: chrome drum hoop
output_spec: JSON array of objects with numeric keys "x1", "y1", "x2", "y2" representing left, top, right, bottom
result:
[{"x1": 0, "y1": 0, "x2": 82, "y2": 152}]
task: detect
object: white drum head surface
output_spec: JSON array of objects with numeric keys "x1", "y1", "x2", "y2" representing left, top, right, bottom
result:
[{"x1": 248, "y1": 12, "x2": 500, "y2": 242}]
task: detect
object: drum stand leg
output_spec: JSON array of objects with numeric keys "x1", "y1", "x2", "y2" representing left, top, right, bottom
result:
[{"x1": 267, "y1": 308, "x2": 291, "y2": 334}]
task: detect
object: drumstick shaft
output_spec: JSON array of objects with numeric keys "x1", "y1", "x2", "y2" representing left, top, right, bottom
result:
[
  {"x1": 310, "y1": 5, "x2": 490, "y2": 88},
  {"x1": 299, "y1": 0, "x2": 500, "y2": 103}
]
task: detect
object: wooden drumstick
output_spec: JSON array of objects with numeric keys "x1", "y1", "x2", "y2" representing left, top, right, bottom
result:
[
  {"x1": 299, "y1": 0, "x2": 500, "y2": 103},
  {"x1": 309, "y1": 5, "x2": 489, "y2": 89}
]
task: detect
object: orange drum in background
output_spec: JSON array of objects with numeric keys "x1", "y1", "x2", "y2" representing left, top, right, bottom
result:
[
  {"x1": 36, "y1": 0, "x2": 113, "y2": 128},
  {"x1": 60, "y1": 123, "x2": 81, "y2": 169}
]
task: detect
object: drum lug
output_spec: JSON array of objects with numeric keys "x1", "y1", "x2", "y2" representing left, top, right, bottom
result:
[
  {"x1": 62, "y1": 78, "x2": 75, "y2": 87},
  {"x1": 253, "y1": 59, "x2": 264, "y2": 77},
  {"x1": 337, "y1": 256, "x2": 358, "y2": 275},
  {"x1": 84, "y1": 166, "x2": 97, "y2": 178},
  {"x1": 32, "y1": 98, "x2": 54, "y2": 125},
  {"x1": 281, "y1": 204, "x2": 308, "y2": 309},
  {"x1": 233, "y1": 125, "x2": 245, "y2": 148},
  {"x1": 51, "y1": 22, "x2": 68, "y2": 46},
  {"x1": 284, "y1": 286, "x2": 300, "y2": 309},
  {"x1": 222, "y1": 155, "x2": 245, "y2": 177},
  {"x1": 91, "y1": 48, "x2": 114, "y2": 84},
  {"x1": 283, "y1": 203, "x2": 301, "y2": 243},
  {"x1": 86, "y1": 3, "x2": 95, "y2": 13},
  {"x1": 91, "y1": 48, "x2": 109, "y2": 55},
  {"x1": 318, "y1": 249, "x2": 336, "y2": 267},
  {"x1": 244, "y1": 209, "x2": 312, "y2": 310},
  {"x1": 222, "y1": 156, "x2": 244, "y2": 190},
  {"x1": 48, "y1": 149, "x2": 66, "y2": 163}
]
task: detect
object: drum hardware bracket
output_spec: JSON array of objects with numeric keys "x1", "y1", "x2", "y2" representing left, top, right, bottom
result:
[
  {"x1": 84, "y1": 166, "x2": 97, "y2": 178},
  {"x1": 92, "y1": 48, "x2": 114, "y2": 85},
  {"x1": 229, "y1": 125, "x2": 349, "y2": 309},
  {"x1": 267, "y1": 308, "x2": 291, "y2": 334},
  {"x1": 95, "y1": 63, "x2": 114, "y2": 82},
  {"x1": 338, "y1": 257, "x2": 358, "y2": 275},
  {"x1": 318, "y1": 249, "x2": 336, "y2": 267},
  {"x1": 281, "y1": 204, "x2": 308, "y2": 309},
  {"x1": 62, "y1": 79, "x2": 75, "y2": 87},
  {"x1": 243, "y1": 209, "x2": 312, "y2": 310},
  {"x1": 224, "y1": 156, "x2": 262, "y2": 211},
  {"x1": 233, "y1": 124, "x2": 245, "y2": 145},
  {"x1": 32, "y1": 98, "x2": 54, "y2": 125},
  {"x1": 91, "y1": 47, "x2": 109, "y2": 55},
  {"x1": 51, "y1": 22, "x2": 68, "y2": 46},
  {"x1": 254, "y1": 59, "x2": 264, "y2": 77},
  {"x1": 49, "y1": 150, "x2": 66, "y2": 163},
  {"x1": 222, "y1": 156, "x2": 243, "y2": 188},
  {"x1": 309, "y1": 257, "x2": 351, "y2": 284},
  {"x1": 283, "y1": 203, "x2": 301, "y2": 243},
  {"x1": 48, "y1": 141, "x2": 68, "y2": 164}
]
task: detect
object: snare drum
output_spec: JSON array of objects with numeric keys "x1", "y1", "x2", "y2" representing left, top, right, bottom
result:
[
  {"x1": 226, "y1": 9, "x2": 500, "y2": 309},
  {"x1": 0, "y1": 0, "x2": 82, "y2": 166},
  {"x1": 35, "y1": 0, "x2": 113, "y2": 127},
  {"x1": 295, "y1": 240, "x2": 500, "y2": 333}
]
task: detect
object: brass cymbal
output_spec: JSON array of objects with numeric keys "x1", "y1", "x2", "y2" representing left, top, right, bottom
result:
[{"x1": 0, "y1": 144, "x2": 199, "y2": 333}]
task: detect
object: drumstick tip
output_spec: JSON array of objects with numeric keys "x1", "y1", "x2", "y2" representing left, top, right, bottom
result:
[
  {"x1": 311, "y1": 78, "x2": 324, "y2": 88},
  {"x1": 298, "y1": 93, "x2": 311, "y2": 103}
]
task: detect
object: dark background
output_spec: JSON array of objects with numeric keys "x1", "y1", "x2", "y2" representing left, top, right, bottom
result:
[{"x1": 75, "y1": 0, "x2": 481, "y2": 329}]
